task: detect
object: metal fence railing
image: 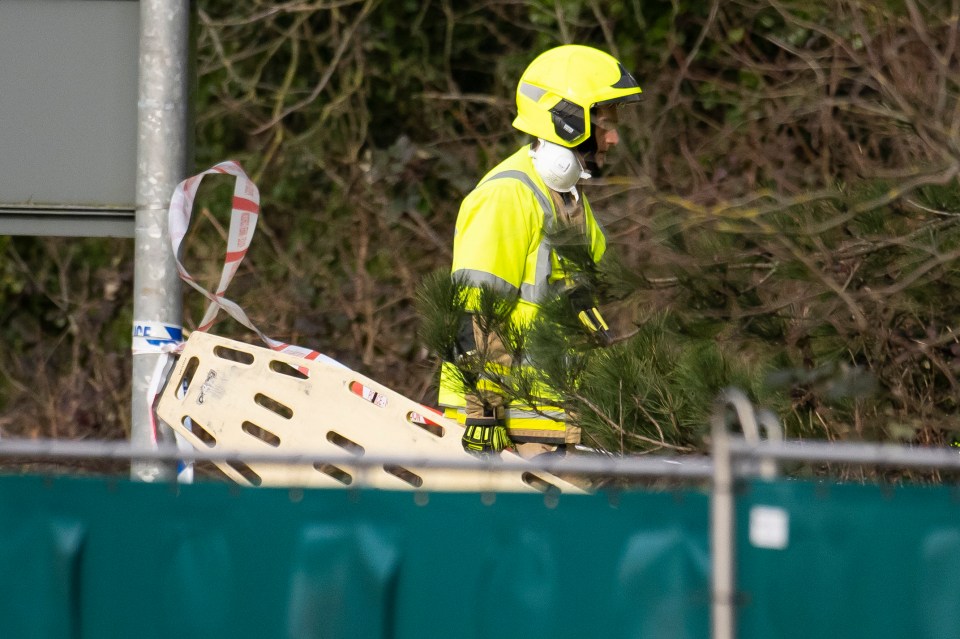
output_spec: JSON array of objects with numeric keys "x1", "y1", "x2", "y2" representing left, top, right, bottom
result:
[{"x1": 2, "y1": 389, "x2": 960, "y2": 639}]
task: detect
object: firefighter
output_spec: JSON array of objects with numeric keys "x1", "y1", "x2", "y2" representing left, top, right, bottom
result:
[{"x1": 439, "y1": 44, "x2": 642, "y2": 459}]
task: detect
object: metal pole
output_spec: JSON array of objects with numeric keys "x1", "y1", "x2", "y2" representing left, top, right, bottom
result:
[
  {"x1": 131, "y1": 0, "x2": 190, "y2": 481},
  {"x1": 710, "y1": 390, "x2": 738, "y2": 639}
]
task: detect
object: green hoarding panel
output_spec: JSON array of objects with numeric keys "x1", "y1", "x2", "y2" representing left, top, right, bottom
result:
[
  {"x1": 0, "y1": 475, "x2": 709, "y2": 639},
  {"x1": 737, "y1": 479, "x2": 960, "y2": 639}
]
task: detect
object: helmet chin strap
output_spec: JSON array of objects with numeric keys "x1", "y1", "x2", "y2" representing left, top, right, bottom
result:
[
  {"x1": 575, "y1": 135, "x2": 602, "y2": 174},
  {"x1": 530, "y1": 139, "x2": 591, "y2": 194}
]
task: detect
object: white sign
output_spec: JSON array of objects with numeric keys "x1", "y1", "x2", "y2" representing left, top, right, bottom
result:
[{"x1": 749, "y1": 505, "x2": 790, "y2": 550}]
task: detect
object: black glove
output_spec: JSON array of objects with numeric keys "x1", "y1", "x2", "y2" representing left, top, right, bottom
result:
[
  {"x1": 453, "y1": 313, "x2": 478, "y2": 360},
  {"x1": 577, "y1": 306, "x2": 612, "y2": 345},
  {"x1": 462, "y1": 416, "x2": 513, "y2": 457},
  {"x1": 567, "y1": 285, "x2": 612, "y2": 345}
]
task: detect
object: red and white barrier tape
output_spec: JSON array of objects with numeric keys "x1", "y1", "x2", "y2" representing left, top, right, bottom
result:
[
  {"x1": 143, "y1": 160, "x2": 444, "y2": 460},
  {"x1": 165, "y1": 160, "x2": 343, "y2": 363}
]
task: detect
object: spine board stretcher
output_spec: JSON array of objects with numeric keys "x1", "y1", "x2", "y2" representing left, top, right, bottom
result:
[{"x1": 156, "y1": 332, "x2": 585, "y2": 493}]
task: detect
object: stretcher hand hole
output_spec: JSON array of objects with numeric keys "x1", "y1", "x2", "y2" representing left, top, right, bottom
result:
[
  {"x1": 521, "y1": 472, "x2": 560, "y2": 494},
  {"x1": 314, "y1": 463, "x2": 352, "y2": 485},
  {"x1": 384, "y1": 465, "x2": 423, "y2": 488},
  {"x1": 254, "y1": 393, "x2": 293, "y2": 419},
  {"x1": 176, "y1": 357, "x2": 200, "y2": 394},
  {"x1": 349, "y1": 381, "x2": 387, "y2": 408},
  {"x1": 406, "y1": 411, "x2": 445, "y2": 438},
  {"x1": 227, "y1": 460, "x2": 262, "y2": 486},
  {"x1": 182, "y1": 415, "x2": 216, "y2": 447},
  {"x1": 270, "y1": 360, "x2": 309, "y2": 380},
  {"x1": 326, "y1": 431, "x2": 364, "y2": 456},
  {"x1": 241, "y1": 421, "x2": 281, "y2": 447},
  {"x1": 213, "y1": 345, "x2": 255, "y2": 365}
]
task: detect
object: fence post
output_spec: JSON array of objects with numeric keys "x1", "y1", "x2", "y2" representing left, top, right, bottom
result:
[
  {"x1": 710, "y1": 389, "x2": 740, "y2": 639},
  {"x1": 130, "y1": 0, "x2": 190, "y2": 481}
]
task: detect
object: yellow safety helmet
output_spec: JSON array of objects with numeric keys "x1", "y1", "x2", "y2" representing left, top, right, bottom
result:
[{"x1": 513, "y1": 44, "x2": 642, "y2": 148}]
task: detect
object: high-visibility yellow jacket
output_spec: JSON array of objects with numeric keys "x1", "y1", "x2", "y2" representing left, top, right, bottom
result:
[{"x1": 439, "y1": 144, "x2": 606, "y2": 444}]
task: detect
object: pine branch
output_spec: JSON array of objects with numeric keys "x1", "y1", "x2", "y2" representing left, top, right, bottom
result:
[{"x1": 571, "y1": 390, "x2": 695, "y2": 453}]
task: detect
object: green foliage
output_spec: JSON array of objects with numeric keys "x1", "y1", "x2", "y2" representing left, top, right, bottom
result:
[
  {"x1": 4, "y1": 0, "x2": 960, "y2": 465},
  {"x1": 416, "y1": 270, "x2": 473, "y2": 364},
  {"x1": 0, "y1": 237, "x2": 133, "y2": 439},
  {"x1": 536, "y1": 310, "x2": 784, "y2": 454},
  {"x1": 417, "y1": 270, "x2": 786, "y2": 455}
]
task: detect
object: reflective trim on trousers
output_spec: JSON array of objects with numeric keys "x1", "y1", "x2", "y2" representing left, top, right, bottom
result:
[
  {"x1": 505, "y1": 406, "x2": 566, "y2": 422},
  {"x1": 443, "y1": 407, "x2": 467, "y2": 424},
  {"x1": 444, "y1": 407, "x2": 570, "y2": 444}
]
